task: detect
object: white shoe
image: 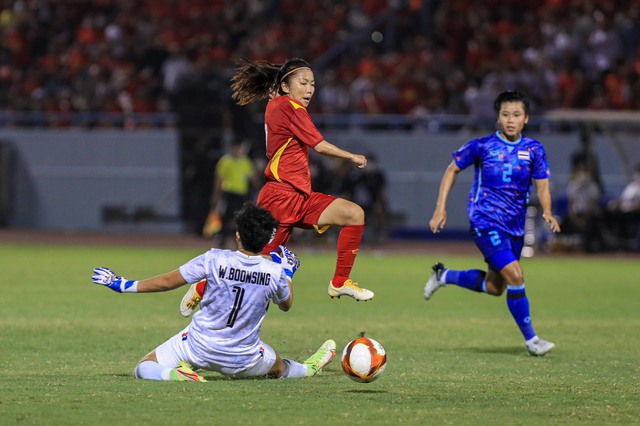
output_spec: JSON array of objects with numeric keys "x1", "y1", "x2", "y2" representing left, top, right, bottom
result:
[
  {"x1": 424, "y1": 262, "x2": 446, "y2": 300},
  {"x1": 304, "y1": 339, "x2": 336, "y2": 376},
  {"x1": 526, "y1": 337, "x2": 555, "y2": 356},
  {"x1": 180, "y1": 281, "x2": 205, "y2": 317},
  {"x1": 328, "y1": 280, "x2": 374, "y2": 301}
]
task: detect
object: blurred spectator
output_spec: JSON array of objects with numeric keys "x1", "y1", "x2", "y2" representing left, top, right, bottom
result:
[
  {"x1": 570, "y1": 127, "x2": 603, "y2": 194},
  {"x1": 1, "y1": 0, "x2": 640, "y2": 127},
  {"x1": 161, "y1": 42, "x2": 192, "y2": 95},
  {"x1": 321, "y1": 154, "x2": 388, "y2": 245},
  {"x1": 309, "y1": 156, "x2": 333, "y2": 195},
  {"x1": 604, "y1": 163, "x2": 640, "y2": 251},
  {"x1": 350, "y1": 153, "x2": 388, "y2": 244},
  {"x1": 316, "y1": 69, "x2": 350, "y2": 115},
  {"x1": 204, "y1": 139, "x2": 257, "y2": 247},
  {"x1": 562, "y1": 163, "x2": 606, "y2": 252}
]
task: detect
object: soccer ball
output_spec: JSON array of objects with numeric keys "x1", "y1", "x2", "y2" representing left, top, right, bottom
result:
[{"x1": 341, "y1": 337, "x2": 387, "y2": 383}]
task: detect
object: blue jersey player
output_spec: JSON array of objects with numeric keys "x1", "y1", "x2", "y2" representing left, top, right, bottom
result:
[{"x1": 425, "y1": 91, "x2": 561, "y2": 356}]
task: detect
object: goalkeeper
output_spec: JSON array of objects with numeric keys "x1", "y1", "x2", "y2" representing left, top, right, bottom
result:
[{"x1": 91, "y1": 202, "x2": 335, "y2": 381}]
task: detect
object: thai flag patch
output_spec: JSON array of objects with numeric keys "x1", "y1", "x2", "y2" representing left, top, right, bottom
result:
[{"x1": 517, "y1": 150, "x2": 530, "y2": 161}]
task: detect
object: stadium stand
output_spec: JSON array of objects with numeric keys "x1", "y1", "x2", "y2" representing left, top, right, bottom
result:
[
  {"x1": 1, "y1": 0, "x2": 639, "y2": 251},
  {"x1": 0, "y1": 0, "x2": 638, "y2": 128}
]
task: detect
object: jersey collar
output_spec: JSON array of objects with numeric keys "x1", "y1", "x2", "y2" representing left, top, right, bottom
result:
[
  {"x1": 236, "y1": 250, "x2": 263, "y2": 262},
  {"x1": 495, "y1": 131, "x2": 522, "y2": 145}
]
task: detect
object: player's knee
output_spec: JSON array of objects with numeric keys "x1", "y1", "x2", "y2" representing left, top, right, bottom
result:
[
  {"x1": 485, "y1": 283, "x2": 505, "y2": 296},
  {"x1": 344, "y1": 203, "x2": 365, "y2": 225},
  {"x1": 492, "y1": 286, "x2": 506, "y2": 296},
  {"x1": 484, "y1": 277, "x2": 506, "y2": 296},
  {"x1": 499, "y1": 262, "x2": 524, "y2": 286},
  {"x1": 506, "y1": 270, "x2": 524, "y2": 286}
]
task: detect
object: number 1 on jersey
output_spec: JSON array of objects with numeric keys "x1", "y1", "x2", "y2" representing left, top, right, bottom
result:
[{"x1": 226, "y1": 285, "x2": 245, "y2": 327}]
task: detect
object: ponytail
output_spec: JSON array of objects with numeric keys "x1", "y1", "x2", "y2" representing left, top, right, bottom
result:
[
  {"x1": 230, "y1": 58, "x2": 312, "y2": 106},
  {"x1": 230, "y1": 59, "x2": 280, "y2": 106}
]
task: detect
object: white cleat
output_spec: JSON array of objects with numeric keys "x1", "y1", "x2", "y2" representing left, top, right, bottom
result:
[
  {"x1": 328, "y1": 280, "x2": 374, "y2": 301},
  {"x1": 180, "y1": 281, "x2": 204, "y2": 317},
  {"x1": 424, "y1": 262, "x2": 446, "y2": 300},
  {"x1": 526, "y1": 337, "x2": 555, "y2": 356}
]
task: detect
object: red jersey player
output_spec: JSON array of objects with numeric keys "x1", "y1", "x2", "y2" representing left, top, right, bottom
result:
[{"x1": 180, "y1": 58, "x2": 374, "y2": 315}]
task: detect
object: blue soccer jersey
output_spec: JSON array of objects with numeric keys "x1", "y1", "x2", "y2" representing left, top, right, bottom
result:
[{"x1": 452, "y1": 131, "x2": 550, "y2": 236}]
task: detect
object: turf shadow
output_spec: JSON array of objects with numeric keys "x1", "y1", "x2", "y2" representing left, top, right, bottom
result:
[{"x1": 459, "y1": 346, "x2": 523, "y2": 355}]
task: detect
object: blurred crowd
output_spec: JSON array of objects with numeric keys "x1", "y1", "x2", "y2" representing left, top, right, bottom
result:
[
  {"x1": 3, "y1": 0, "x2": 638, "y2": 247},
  {"x1": 1, "y1": 0, "x2": 639, "y2": 127},
  {"x1": 557, "y1": 129, "x2": 640, "y2": 252}
]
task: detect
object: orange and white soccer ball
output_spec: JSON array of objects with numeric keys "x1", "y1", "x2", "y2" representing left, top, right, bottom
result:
[{"x1": 341, "y1": 337, "x2": 387, "y2": 383}]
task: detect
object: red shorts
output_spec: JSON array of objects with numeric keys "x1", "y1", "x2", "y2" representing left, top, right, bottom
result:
[{"x1": 257, "y1": 181, "x2": 336, "y2": 253}]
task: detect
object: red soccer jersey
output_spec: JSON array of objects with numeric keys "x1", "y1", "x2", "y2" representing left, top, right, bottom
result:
[{"x1": 263, "y1": 96, "x2": 324, "y2": 195}]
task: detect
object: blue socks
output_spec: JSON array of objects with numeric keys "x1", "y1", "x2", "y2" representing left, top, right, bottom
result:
[
  {"x1": 444, "y1": 268, "x2": 537, "y2": 341},
  {"x1": 506, "y1": 284, "x2": 536, "y2": 341},
  {"x1": 443, "y1": 269, "x2": 486, "y2": 292}
]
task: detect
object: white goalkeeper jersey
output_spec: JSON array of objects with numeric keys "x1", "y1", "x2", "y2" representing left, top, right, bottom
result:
[{"x1": 178, "y1": 249, "x2": 290, "y2": 369}]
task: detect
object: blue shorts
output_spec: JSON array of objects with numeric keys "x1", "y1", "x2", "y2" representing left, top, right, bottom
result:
[{"x1": 471, "y1": 227, "x2": 523, "y2": 272}]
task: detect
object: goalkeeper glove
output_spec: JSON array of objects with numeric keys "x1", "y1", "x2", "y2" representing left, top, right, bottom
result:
[
  {"x1": 92, "y1": 267, "x2": 138, "y2": 293},
  {"x1": 269, "y1": 245, "x2": 300, "y2": 280}
]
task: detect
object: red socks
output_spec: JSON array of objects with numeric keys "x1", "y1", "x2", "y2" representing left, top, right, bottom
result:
[{"x1": 332, "y1": 224, "x2": 364, "y2": 287}]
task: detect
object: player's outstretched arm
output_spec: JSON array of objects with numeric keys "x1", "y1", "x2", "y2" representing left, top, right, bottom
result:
[
  {"x1": 92, "y1": 267, "x2": 138, "y2": 293},
  {"x1": 313, "y1": 140, "x2": 367, "y2": 169},
  {"x1": 91, "y1": 267, "x2": 187, "y2": 293},
  {"x1": 534, "y1": 178, "x2": 561, "y2": 233},
  {"x1": 429, "y1": 161, "x2": 461, "y2": 233}
]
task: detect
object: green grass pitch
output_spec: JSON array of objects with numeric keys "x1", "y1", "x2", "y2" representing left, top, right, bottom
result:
[{"x1": 1, "y1": 241, "x2": 639, "y2": 425}]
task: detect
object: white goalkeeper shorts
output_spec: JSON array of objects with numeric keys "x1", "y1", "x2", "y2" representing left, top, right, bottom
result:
[{"x1": 154, "y1": 327, "x2": 277, "y2": 378}]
